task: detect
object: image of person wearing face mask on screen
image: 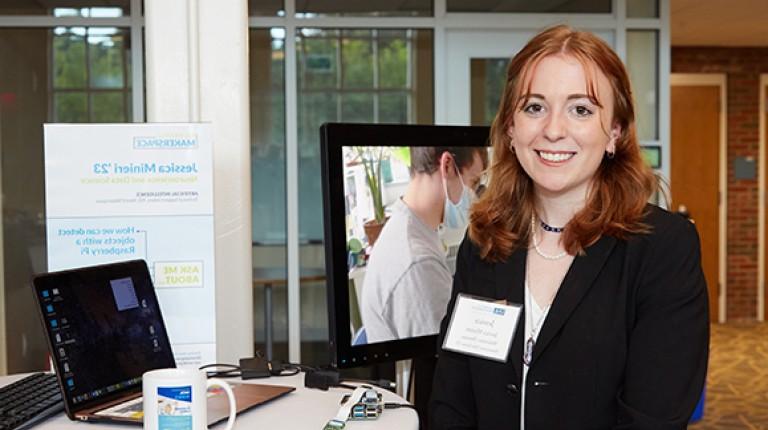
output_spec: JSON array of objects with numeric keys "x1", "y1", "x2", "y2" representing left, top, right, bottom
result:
[
  {"x1": 360, "y1": 146, "x2": 488, "y2": 344},
  {"x1": 441, "y1": 167, "x2": 487, "y2": 274}
]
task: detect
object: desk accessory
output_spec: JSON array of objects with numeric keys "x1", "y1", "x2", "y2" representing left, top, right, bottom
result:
[
  {"x1": 342, "y1": 388, "x2": 383, "y2": 420},
  {"x1": 322, "y1": 387, "x2": 370, "y2": 430},
  {"x1": 0, "y1": 373, "x2": 63, "y2": 430},
  {"x1": 323, "y1": 386, "x2": 417, "y2": 429},
  {"x1": 142, "y1": 368, "x2": 236, "y2": 430}
]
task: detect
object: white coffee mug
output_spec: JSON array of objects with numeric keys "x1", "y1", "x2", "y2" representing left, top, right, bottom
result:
[{"x1": 142, "y1": 368, "x2": 236, "y2": 430}]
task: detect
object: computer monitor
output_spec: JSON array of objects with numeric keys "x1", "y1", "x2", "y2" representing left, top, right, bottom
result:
[{"x1": 320, "y1": 123, "x2": 490, "y2": 368}]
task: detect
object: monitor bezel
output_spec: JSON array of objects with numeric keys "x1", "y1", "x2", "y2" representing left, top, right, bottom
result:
[{"x1": 320, "y1": 122, "x2": 491, "y2": 368}]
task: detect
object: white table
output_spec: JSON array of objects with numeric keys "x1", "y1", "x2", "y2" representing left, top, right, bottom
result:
[{"x1": 0, "y1": 372, "x2": 419, "y2": 430}]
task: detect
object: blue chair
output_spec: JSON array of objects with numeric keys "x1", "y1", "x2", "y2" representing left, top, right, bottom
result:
[
  {"x1": 690, "y1": 388, "x2": 705, "y2": 423},
  {"x1": 352, "y1": 327, "x2": 367, "y2": 345}
]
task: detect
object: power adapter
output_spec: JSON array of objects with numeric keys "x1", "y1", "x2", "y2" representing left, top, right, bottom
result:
[
  {"x1": 238, "y1": 357, "x2": 299, "y2": 379},
  {"x1": 304, "y1": 368, "x2": 342, "y2": 390},
  {"x1": 239, "y1": 357, "x2": 271, "y2": 379}
]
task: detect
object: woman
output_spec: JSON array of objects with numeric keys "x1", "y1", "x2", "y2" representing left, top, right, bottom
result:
[{"x1": 429, "y1": 25, "x2": 708, "y2": 430}]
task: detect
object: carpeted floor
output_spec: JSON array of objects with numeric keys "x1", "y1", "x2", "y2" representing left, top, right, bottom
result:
[{"x1": 689, "y1": 322, "x2": 768, "y2": 430}]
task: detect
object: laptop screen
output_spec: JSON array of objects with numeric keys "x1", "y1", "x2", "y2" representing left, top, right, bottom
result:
[{"x1": 33, "y1": 260, "x2": 175, "y2": 413}]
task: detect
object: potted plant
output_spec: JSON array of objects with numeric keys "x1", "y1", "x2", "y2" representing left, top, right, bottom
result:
[{"x1": 353, "y1": 146, "x2": 389, "y2": 246}]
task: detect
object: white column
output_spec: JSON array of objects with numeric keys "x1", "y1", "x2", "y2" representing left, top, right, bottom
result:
[
  {"x1": 145, "y1": 0, "x2": 192, "y2": 122},
  {"x1": 145, "y1": 0, "x2": 253, "y2": 364},
  {"x1": 284, "y1": 6, "x2": 301, "y2": 363}
]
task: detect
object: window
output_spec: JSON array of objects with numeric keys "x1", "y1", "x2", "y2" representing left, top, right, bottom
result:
[
  {"x1": 626, "y1": 30, "x2": 659, "y2": 141},
  {"x1": 51, "y1": 27, "x2": 131, "y2": 122},
  {"x1": 296, "y1": 28, "x2": 433, "y2": 241},
  {"x1": 295, "y1": 28, "x2": 433, "y2": 363},
  {"x1": 1, "y1": 18, "x2": 135, "y2": 374},
  {"x1": 251, "y1": 28, "x2": 287, "y2": 245},
  {"x1": 250, "y1": 28, "x2": 289, "y2": 358},
  {"x1": 470, "y1": 58, "x2": 509, "y2": 126},
  {"x1": 295, "y1": 0, "x2": 431, "y2": 17},
  {"x1": 627, "y1": 0, "x2": 659, "y2": 18},
  {"x1": 0, "y1": 3, "x2": 129, "y2": 16},
  {"x1": 447, "y1": 0, "x2": 611, "y2": 13},
  {"x1": 249, "y1": 0, "x2": 284, "y2": 16}
]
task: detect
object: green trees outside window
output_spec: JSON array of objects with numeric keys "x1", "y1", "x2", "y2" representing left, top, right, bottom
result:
[{"x1": 52, "y1": 27, "x2": 130, "y2": 123}]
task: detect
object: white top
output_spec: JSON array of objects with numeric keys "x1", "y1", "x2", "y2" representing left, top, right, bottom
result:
[
  {"x1": 520, "y1": 282, "x2": 551, "y2": 430},
  {"x1": 360, "y1": 199, "x2": 453, "y2": 343}
]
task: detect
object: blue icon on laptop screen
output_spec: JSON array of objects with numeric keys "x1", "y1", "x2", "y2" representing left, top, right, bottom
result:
[
  {"x1": 46, "y1": 304, "x2": 54, "y2": 313},
  {"x1": 50, "y1": 319, "x2": 58, "y2": 328},
  {"x1": 67, "y1": 378, "x2": 74, "y2": 387},
  {"x1": 42, "y1": 290, "x2": 50, "y2": 298}
]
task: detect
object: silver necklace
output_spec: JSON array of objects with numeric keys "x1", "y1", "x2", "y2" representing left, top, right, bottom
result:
[
  {"x1": 530, "y1": 213, "x2": 568, "y2": 260},
  {"x1": 524, "y1": 275, "x2": 551, "y2": 366}
]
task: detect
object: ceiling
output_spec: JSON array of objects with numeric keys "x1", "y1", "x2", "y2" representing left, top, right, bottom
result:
[{"x1": 671, "y1": 0, "x2": 768, "y2": 47}]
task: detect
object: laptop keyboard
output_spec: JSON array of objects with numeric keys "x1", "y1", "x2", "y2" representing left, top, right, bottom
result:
[{"x1": 0, "y1": 373, "x2": 63, "y2": 430}]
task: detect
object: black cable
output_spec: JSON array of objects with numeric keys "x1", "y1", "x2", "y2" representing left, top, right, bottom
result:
[
  {"x1": 384, "y1": 403, "x2": 418, "y2": 410},
  {"x1": 200, "y1": 363, "x2": 240, "y2": 371},
  {"x1": 213, "y1": 370, "x2": 242, "y2": 378},
  {"x1": 406, "y1": 362, "x2": 415, "y2": 401},
  {"x1": 287, "y1": 362, "x2": 318, "y2": 372},
  {"x1": 343, "y1": 378, "x2": 396, "y2": 391},
  {"x1": 272, "y1": 365, "x2": 300, "y2": 377},
  {"x1": 265, "y1": 360, "x2": 304, "y2": 377},
  {"x1": 199, "y1": 363, "x2": 242, "y2": 378},
  {"x1": 199, "y1": 357, "x2": 310, "y2": 379}
]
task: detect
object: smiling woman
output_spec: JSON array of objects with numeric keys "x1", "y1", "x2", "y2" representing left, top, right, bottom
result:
[
  {"x1": 473, "y1": 25, "x2": 656, "y2": 261},
  {"x1": 430, "y1": 25, "x2": 709, "y2": 430},
  {"x1": 510, "y1": 54, "x2": 618, "y2": 202}
]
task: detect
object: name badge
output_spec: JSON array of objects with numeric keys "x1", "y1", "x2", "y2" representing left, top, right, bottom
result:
[{"x1": 442, "y1": 293, "x2": 522, "y2": 362}]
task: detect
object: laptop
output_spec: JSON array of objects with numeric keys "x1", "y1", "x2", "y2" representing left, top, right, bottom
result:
[{"x1": 32, "y1": 259, "x2": 294, "y2": 425}]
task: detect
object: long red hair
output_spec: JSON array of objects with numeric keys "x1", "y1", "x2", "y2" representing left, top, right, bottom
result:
[{"x1": 469, "y1": 25, "x2": 657, "y2": 262}]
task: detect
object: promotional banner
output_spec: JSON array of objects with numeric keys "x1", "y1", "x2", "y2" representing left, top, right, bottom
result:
[{"x1": 44, "y1": 123, "x2": 216, "y2": 367}]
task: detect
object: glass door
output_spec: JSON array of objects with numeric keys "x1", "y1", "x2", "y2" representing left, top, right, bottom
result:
[{"x1": 440, "y1": 29, "x2": 615, "y2": 126}]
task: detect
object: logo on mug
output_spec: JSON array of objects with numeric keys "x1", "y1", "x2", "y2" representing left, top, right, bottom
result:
[{"x1": 157, "y1": 386, "x2": 193, "y2": 429}]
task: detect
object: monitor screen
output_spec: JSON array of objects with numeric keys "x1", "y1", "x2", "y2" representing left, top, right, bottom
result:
[{"x1": 320, "y1": 123, "x2": 490, "y2": 368}]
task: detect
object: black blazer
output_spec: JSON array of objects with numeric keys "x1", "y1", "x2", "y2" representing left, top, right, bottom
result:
[{"x1": 430, "y1": 205, "x2": 709, "y2": 430}]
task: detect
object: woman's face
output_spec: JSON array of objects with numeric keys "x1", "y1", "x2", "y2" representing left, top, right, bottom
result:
[{"x1": 508, "y1": 54, "x2": 619, "y2": 201}]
